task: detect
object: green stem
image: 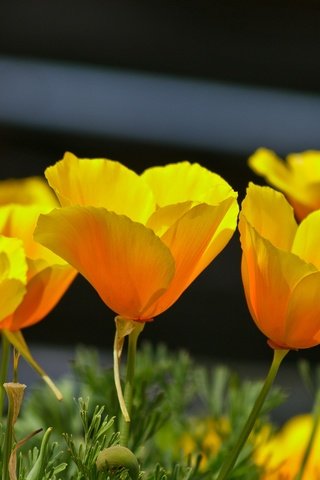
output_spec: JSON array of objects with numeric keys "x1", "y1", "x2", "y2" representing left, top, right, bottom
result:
[
  {"x1": 217, "y1": 348, "x2": 289, "y2": 480},
  {"x1": 0, "y1": 334, "x2": 10, "y2": 418},
  {"x1": 295, "y1": 390, "x2": 320, "y2": 480},
  {"x1": 2, "y1": 391, "x2": 14, "y2": 480},
  {"x1": 119, "y1": 324, "x2": 143, "y2": 446}
]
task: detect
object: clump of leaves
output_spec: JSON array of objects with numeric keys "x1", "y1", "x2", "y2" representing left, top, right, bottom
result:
[{"x1": 1, "y1": 344, "x2": 287, "y2": 479}]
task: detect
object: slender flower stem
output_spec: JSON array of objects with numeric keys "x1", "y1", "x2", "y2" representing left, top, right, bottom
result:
[
  {"x1": 217, "y1": 348, "x2": 289, "y2": 480},
  {"x1": 119, "y1": 324, "x2": 144, "y2": 446},
  {"x1": 2, "y1": 383, "x2": 26, "y2": 480},
  {"x1": 0, "y1": 334, "x2": 10, "y2": 417},
  {"x1": 295, "y1": 389, "x2": 320, "y2": 480}
]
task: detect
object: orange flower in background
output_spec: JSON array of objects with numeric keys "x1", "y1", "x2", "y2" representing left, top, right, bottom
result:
[
  {"x1": 255, "y1": 414, "x2": 320, "y2": 480},
  {"x1": 239, "y1": 183, "x2": 320, "y2": 350},
  {"x1": 249, "y1": 148, "x2": 320, "y2": 221},
  {"x1": 34, "y1": 152, "x2": 239, "y2": 322},
  {"x1": 0, "y1": 176, "x2": 76, "y2": 331}
]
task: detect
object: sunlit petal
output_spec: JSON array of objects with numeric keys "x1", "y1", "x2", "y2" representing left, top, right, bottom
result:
[
  {"x1": 0, "y1": 204, "x2": 65, "y2": 264},
  {"x1": 45, "y1": 152, "x2": 155, "y2": 223},
  {"x1": 35, "y1": 206, "x2": 175, "y2": 320},
  {"x1": 0, "y1": 236, "x2": 27, "y2": 323},
  {"x1": 292, "y1": 210, "x2": 320, "y2": 269},
  {"x1": 239, "y1": 213, "x2": 315, "y2": 347},
  {"x1": 241, "y1": 183, "x2": 297, "y2": 250},
  {"x1": 144, "y1": 198, "x2": 238, "y2": 318},
  {"x1": 249, "y1": 148, "x2": 320, "y2": 221},
  {"x1": 142, "y1": 161, "x2": 236, "y2": 207}
]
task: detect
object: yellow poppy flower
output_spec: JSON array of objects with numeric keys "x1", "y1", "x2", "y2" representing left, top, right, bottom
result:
[
  {"x1": 239, "y1": 183, "x2": 320, "y2": 349},
  {"x1": 0, "y1": 236, "x2": 27, "y2": 321},
  {"x1": 0, "y1": 177, "x2": 76, "y2": 331},
  {"x1": 34, "y1": 152, "x2": 238, "y2": 321},
  {"x1": 248, "y1": 148, "x2": 320, "y2": 221},
  {"x1": 255, "y1": 414, "x2": 320, "y2": 480}
]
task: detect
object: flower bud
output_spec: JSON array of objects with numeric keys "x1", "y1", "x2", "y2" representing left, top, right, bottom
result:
[{"x1": 96, "y1": 445, "x2": 139, "y2": 480}]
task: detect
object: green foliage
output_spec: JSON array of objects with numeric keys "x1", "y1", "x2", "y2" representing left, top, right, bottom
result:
[{"x1": 0, "y1": 344, "x2": 286, "y2": 479}]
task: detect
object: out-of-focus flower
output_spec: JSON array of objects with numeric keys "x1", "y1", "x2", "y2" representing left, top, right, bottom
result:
[
  {"x1": 0, "y1": 176, "x2": 76, "y2": 331},
  {"x1": 239, "y1": 183, "x2": 320, "y2": 350},
  {"x1": 34, "y1": 153, "x2": 238, "y2": 322},
  {"x1": 179, "y1": 417, "x2": 230, "y2": 469},
  {"x1": 248, "y1": 148, "x2": 320, "y2": 221},
  {"x1": 256, "y1": 414, "x2": 320, "y2": 479},
  {"x1": 0, "y1": 236, "x2": 27, "y2": 321}
]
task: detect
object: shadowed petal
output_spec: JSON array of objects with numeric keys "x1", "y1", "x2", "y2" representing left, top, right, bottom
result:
[
  {"x1": 35, "y1": 206, "x2": 175, "y2": 320},
  {"x1": 45, "y1": 152, "x2": 155, "y2": 223}
]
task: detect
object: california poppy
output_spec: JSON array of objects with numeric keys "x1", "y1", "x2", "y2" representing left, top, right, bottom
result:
[
  {"x1": 0, "y1": 177, "x2": 76, "y2": 331},
  {"x1": 249, "y1": 148, "x2": 320, "y2": 221},
  {"x1": 35, "y1": 153, "x2": 239, "y2": 322},
  {"x1": 239, "y1": 183, "x2": 320, "y2": 349}
]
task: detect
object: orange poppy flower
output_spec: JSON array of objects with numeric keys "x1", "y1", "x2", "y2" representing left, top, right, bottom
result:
[
  {"x1": 239, "y1": 183, "x2": 320, "y2": 350},
  {"x1": 0, "y1": 176, "x2": 76, "y2": 331},
  {"x1": 34, "y1": 152, "x2": 238, "y2": 322},
  {"x1": 248, "y1": 148, "x2": 320, "y2": 221}
]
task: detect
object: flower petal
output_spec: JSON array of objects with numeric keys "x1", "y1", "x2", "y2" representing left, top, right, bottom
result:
[
  {"x1": 143, "y1": 197, "x2": 238, "y2": 318},
  {"x1": 142, "y1": 161, "x2": 236, "y2": 207},
  {"x1": 239, "y1": 214, "x2": 315, "y2": 347},
  {"x1": 0, "y1": 205, "x2": 65, "y2": 264},
  {"x1": 0, "y1": 176, "x2": 57, "y2": 207},
  {"x1": 292, "y1": 210, "x2": 320, "y2": 269},
  {"x1": 34, "y1": 206, "x2": 175, "y2": 320},
  {"x1": 6, "y1": 260, "x2": 76, "y2": 330},
  {"x1": 241, "y1": 183, "x2": 297, "y2": 250},
  {"x1": 45, "y1": 152, "x2": 155, "y2": 224},
  {"x1": 284, "y1": 272, "x2": 320, "y2": 348},
  {"x1": 0, "y1": 236, "x2": 27, "y2": 323}
]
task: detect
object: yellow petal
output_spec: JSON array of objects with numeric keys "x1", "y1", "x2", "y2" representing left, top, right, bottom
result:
[
  {"x1": 142, "y1": 161, "x2": 236, "y2": 207},
  {"x1": 239, "y1": 215, "x2": 315, "y2": 347},
  {"x1": 241, "y1": 183, "x2": 297, "y2": 251},
  {"x1": 284, "y1": 272, "x2": 320, "y2": 348},
  {"x1": 0, "y1": 279, "x2": 26, "y2": 323},
  {"x1": 248, "y1": 148, "x2": 293, "y2": 191},
  {"x1": 0, "y1": 204, "x2": 65, "y2": 264},
  {"x1": 249, "y1": 149, "x2": 320, "y2": 220},
  {"x1": 143, "y1": 198, "x2": 238, "y2": 318},
  {"x1": 0, "y1": 236, "x2": 27, "y2": 323},
  {"x1": 292, "y1": 210, "x2": 320, "y2": 269},
  {"x1": 0, "y1": 176, "x2": 57, "y2": 207},
  {"x1": 287, "y1": 150, "x2": 320, "y2": 181},
  {"x1": 146, "y1": 201, "x2": 194, "y2": 237},
  {"x1": 45, "y1": 152, "x2": 155, "y2": 224},
  {"x1": 0, "y1": 236, "x2": 27, "y2": 283},
  {"x1": 7, "y1": 260, "x2": 76, "y2": 330},
  {"x1": 34, "y1": 206, "x2": 175, "y2": 320}
]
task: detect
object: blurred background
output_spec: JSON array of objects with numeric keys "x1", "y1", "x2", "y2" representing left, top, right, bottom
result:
[{"x1": 1, "y1": 1, "x2": 320, "y2": 367}]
